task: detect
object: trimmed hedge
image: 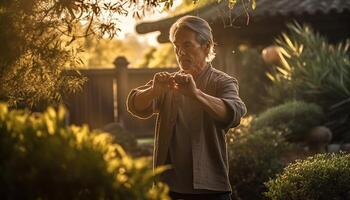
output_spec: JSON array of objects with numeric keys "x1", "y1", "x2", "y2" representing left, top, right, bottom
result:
[
  {"x1": 265, "y1": 153, "x2": 350, "y2": 200},
  {"x1": 252, "y1": 101, "x2": 324, "y2": 141},
  {"x1": 0, "y1": 103, "x2": 169, "y2": 200}
]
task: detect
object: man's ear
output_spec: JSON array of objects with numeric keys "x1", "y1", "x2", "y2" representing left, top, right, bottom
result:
[{"x1": 203, "y1": 43, "x2": 210, "y2": 54}]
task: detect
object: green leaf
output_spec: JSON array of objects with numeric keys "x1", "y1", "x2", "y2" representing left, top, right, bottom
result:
[
  {"x1": 228, "y1": 0, "x2": 237, "y2": 9},
  {"x1": 282, "y1": 33, "x2": 297, "y2": 53},
  {"x1": 278, "y1": 47, "x2": 291, "y2": 58},
  {"x1": 266, "y1": 72, "x2": 276, "y2": 81},
  {"x1": 252, "y1": 0, "x2": 256, "y2": 10},
  {"x1": 276, "y1": 66, "x2": 290, "y2": 77}
]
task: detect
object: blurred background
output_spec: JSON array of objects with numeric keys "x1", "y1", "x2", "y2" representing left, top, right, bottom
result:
[{"x1": 0, "y1": 0, "x2": 349, "y2": 199}]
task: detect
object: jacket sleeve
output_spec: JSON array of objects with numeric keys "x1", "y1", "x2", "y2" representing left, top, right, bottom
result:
[
  {"x1": 216, "y1": 76, "x2": 247, "y2": 129},
  {"x1": 126, "y1": 80, "x2": 161, "y2": 119}
]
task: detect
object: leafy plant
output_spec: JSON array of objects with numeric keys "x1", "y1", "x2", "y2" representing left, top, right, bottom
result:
[
  {"x1": 226, "y1": 117, "x2": 297, "y2": 200},
  {"x1": 265, "y1": 23, "x2": 350, "y2": 142},
  {"x1": 0, "y1": 103, "x2": 169, "y2": 200},
  {"x1": 252, "y1": 101, "x2": 325, "y2": 142},
  {"x1": 0, "y1": 0, "x2": 184, "y2": 107},
  {"x1": 265, "y1": 23, "x2": 350, "y2": 108},
  {"x1": 265, "y1": 153, "x2": 350, "y2": 200},
  {"x1": 0, "y1": 0, "x2": 255, "y2": 107}
]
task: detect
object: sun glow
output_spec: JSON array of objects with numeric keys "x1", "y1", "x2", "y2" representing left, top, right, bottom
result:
[
  {"x1": 117, "y1": 15, "x2": 163, "y2": 46},
  {"x1": 116, "y1": 0, "x2": 183, "y2": 46}
]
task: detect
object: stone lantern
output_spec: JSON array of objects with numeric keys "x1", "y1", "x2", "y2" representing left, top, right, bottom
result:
[{"x1": 307, "y1": 126, "x2": 332, "y2": 154}]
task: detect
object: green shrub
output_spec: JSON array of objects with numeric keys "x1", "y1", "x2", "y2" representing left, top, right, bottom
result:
[
  {"x1": 252, "y1": 101, "x2": 324, "y2": 141},
  {"x1": 265, "y1": 23, "x2": 350, "y2": 109},
  {"x1": 227, "y1": 118, "x2": 297, "y2": 200},
  {"x1": 265, "y1": 23, "x2": 350, "y2": 142},
  {"x1": 0, "y1": 103, "x2": 169, "y2": 200},
  {"x1": 265, "y1": 153, "x2": 350, "y2": 200}
]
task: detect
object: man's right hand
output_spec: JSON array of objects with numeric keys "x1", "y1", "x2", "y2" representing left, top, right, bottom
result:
[{"x1": 152, "y1": 72, "x2": 173, "y2": 97}]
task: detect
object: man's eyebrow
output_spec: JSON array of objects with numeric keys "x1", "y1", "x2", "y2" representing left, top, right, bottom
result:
[{"x1": 173, "y1": 41, "x2": 192, "y2": 46}]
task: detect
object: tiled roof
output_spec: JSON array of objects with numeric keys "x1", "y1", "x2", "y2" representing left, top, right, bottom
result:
[
  {"x1": 136, "y1": 0, "x2": 350, "y2": 34},
  {"x1": 251, "y1": 0, "x2": 350, "y2": 16}
]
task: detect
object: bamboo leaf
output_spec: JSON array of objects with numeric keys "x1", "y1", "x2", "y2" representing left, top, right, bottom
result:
[
  {"x1": 278, "y1": 47, "x2": 291, "y2": 58},
  {"x1": 279, "y1": 53, "x2": 292, "y2": 71},
  {"x1": 282, "y1": 33, "x2": 297, "y2": 52},
  {"x1": 266, "y1": 72, "x2": 276, "y2": 82},
  {"x1": 276, "y1": 66, "x2": 290, "y2": 77},
  {"x1": 252, "y1": 0, "x2": 256, "y2": 10},
  {"x1": 298, "y1": 44, "x2": 304, "y2": 55}
]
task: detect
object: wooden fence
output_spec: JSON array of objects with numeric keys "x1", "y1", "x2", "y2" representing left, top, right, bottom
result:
[{"x1": 65, "y1": 56, "x2": 177, "y2": 137}]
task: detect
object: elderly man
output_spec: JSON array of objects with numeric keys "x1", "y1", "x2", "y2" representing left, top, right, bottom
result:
[{"x1": 127, "y1": 15, "x2": 246, "y2": 200}]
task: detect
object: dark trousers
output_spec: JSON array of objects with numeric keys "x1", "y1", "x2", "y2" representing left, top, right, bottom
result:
[{"x1": 169, "y1": 191, "x2": 232, "y2": 200}]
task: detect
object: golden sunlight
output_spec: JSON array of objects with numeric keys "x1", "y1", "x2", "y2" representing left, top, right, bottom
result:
[
  {"x1": 78, "y1": 0, "x2": 183, "y2": 68},
  {"x1": 117, "y1": 0, "x2": 183, "y2": 46}
]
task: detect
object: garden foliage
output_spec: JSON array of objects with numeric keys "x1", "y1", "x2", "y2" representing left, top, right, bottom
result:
[
  {"x1": 252, "y1": 101, "x2": 325, "y2": 142},
  {"x1": 265, "y1": 23, "x2": 350, "y2": 142},
  {"x1": 227, "y1": 118, "x2": 296, "y2": 200},
  {"x1": 0, "y1": 103, "x2": 169, "y2": 200},
  {"x1": 265, "y1": 23, "x2": 350, "y2": 108},
  {"x1": 265, "y1": 153, "x2": 350, "y2": 200}
]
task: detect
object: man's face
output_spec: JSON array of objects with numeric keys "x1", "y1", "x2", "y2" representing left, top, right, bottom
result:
[{"x1": 173, "y1": 27, "x2": 209, "y2": 76}]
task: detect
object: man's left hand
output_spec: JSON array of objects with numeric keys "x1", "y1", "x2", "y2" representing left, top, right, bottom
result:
[{"x1": 172, "y1": 72, "x2": 199, "y2": 98}]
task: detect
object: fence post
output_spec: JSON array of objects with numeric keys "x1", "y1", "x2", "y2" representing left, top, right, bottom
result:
[{"x1": 114, "y1": 56, "x2": 129, "y2": 126}]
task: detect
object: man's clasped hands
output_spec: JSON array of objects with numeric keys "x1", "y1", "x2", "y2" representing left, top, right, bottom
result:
[{"x1": 152, "y1": 72, "x2": 198, "y2": 98}]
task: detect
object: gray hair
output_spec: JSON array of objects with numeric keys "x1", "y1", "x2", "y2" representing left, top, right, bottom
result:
[{"x1": 169, "y1": 15, "x2": 216, "y2": 62}]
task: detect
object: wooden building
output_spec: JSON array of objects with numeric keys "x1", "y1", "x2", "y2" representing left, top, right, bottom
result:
[{"x1": 136, "y1": 0, "x2": 350, "y2": 76}]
